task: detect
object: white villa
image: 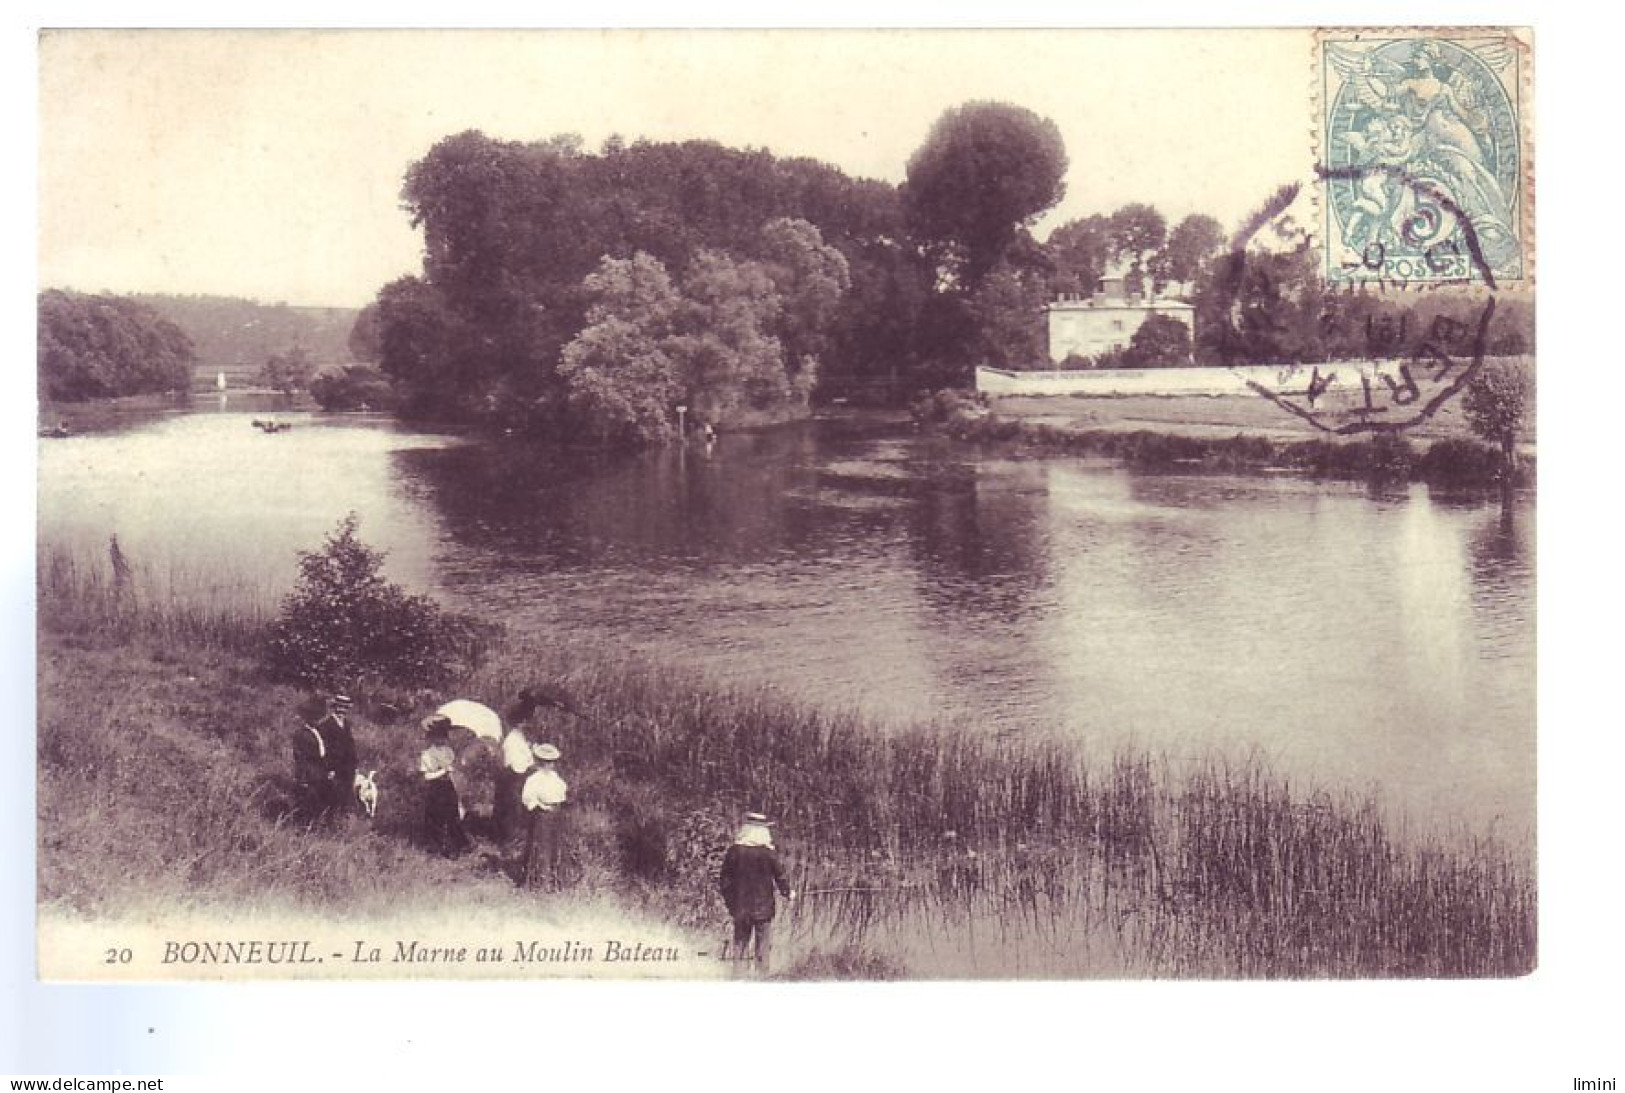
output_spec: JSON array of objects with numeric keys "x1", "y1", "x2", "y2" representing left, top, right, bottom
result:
[{"x1": 1046, "y1": 267, "x2": 1195, "y2": 364}]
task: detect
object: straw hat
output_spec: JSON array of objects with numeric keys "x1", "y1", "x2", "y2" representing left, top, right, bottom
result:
[
  {"x1": 532, "y1": 743, "x2": 562, "y2": 761},
  {"x1": 330, "y1": 693, "x2": 354, "y2": 708},
  {"x1": 743, "y1": 811, "x2": 774, "y2": 826}
]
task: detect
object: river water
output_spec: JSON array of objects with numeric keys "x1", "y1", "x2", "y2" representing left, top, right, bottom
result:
[{"x1": 38, "y1": 408, "x2": 1535, "y2": 836}]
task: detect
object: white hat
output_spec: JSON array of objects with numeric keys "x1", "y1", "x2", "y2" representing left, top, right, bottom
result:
[
  {"x1": 532, "y1": 743, "x2": 561, "y2": 761},
  {"x1": 743, "y1": 811, "x2": 773, "y2": 826}
]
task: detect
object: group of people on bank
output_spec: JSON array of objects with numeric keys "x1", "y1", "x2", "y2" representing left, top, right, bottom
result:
[
  {"x1": 291, "y1": 691, "x2": 571, "y2": 890},
  {"x1": 290, "y1": 691, "x2": 795, "y2": 966}
]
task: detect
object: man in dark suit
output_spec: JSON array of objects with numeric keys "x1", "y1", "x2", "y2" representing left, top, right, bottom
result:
[
  {"x1": 294, "y1": 693, "x2": 359, "y2": 820},
  {"x1": 719, "y1": 811, "x2": 795, "y2": 972},
  {"x1": 315, "y1": 695, "x2": 357, "y2": 805}
]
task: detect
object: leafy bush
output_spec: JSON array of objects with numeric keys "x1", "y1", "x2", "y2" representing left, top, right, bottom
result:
[
  {"x1": 1127, "y1": 313, "x2": 1193, "y2": 367},
  {"x1": 266, "y1": 514, "x2": 483, "y2": 690},
  {"x1": 1090, "y1": 346, "x2": 1136, "y2": 370},
  {"x1": 910, "y1": 387, "x2": 989, "y2": 426},
  {"x1": 1366, "y1": 431, "x2": 1416, "y2": 484},
  {"x1": 1463, "y1": 358, "x2": 1532, "y2": 458},
  {"x1": 310, "y1": 364, "x2": 398, "y2": 412},
  {"x1": 258, "y1": 347, "x2": 317, "y2": 395},
  {"x1": 1417, "y1": 437, "x2": 1502, "y2": 487}
]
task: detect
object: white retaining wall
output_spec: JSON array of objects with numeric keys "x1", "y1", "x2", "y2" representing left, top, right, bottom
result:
[{"x1": 976, "y1": 363, "x2": 1398, "y2": 398}]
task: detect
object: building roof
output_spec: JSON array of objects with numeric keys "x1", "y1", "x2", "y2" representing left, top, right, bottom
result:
[{"x1": 1046, "y1": 298, "x2": 1194, "y2": 313}]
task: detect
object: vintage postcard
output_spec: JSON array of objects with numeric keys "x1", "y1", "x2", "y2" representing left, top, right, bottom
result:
[{"x1": 35, "y1": 27, "x2": 1535, "y2": 983}]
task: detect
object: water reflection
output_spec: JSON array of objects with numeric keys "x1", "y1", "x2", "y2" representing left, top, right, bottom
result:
[{"x1": 37, "y1": 413, "x2": 1534, "y2": 832}]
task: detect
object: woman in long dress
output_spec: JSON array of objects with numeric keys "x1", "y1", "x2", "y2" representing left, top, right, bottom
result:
[{"x1": 419, "y1": 715, "x2": 469, "y2": 857}]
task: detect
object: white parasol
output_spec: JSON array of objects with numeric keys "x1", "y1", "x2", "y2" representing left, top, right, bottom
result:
[{"x1": 435, "y1": 699, "x2": 503, "y2": 742}]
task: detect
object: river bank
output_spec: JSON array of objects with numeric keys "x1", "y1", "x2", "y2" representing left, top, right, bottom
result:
[
  {"x1": 924, "y1": 390, "x2": 1533, "y2": 489},
  {"x1": 986, "y1": 388, "x2": 1535, "y2": 449},
  {"x1": 38, "y1": 547, "x2": 1535, "y2": 979}
]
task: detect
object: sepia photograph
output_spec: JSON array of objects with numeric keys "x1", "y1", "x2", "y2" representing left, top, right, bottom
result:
[{"x1": 31, "y1": 26, "x2": 1541, "y2": 994}]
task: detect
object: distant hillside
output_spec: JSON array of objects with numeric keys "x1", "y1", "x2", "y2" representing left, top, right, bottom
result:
[{"x1": 134, "y1": 294, "x2": 360, "y2": 387}]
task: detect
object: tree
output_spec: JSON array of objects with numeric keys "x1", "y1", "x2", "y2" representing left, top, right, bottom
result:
[
  {"x1": 824, "y1": 239, "x2": 932, "y2": 395},
  {"x1": 38, "y1": 291, "x2": 196, "y2": 402},
  {"x1": 258, "y1": 347, "x2": 317, "y2": 395},
  {"x1": 1109, "y1": 204, "x2": 1168, "y2": 292},
  {"x1": 582, "y1": 249, "x2": 685, "y2": 332},
  {"x1": 1463, "y1": 359, "x2": 1531, "y2": 479},
  {"x1": 267, "y1": 515, "x2": 478, "y2": 689},
  {"x1": 385, "y1": 130, "x2": 919, "y2": 428},
  {"x1": 912, "y1": 292, "x2": 982, "y2": 390},
  {"x1": 1046, "y1": 215, "x2": 1112, "y2": 296},
  {"x1": 348, "y1": 303, "x2": 384, "y2": 363},
  {"x1": 757, "y1": 217, "x2": 851, "y2": 379},
  {"x1": 556, "y1": 253, "x2": 685, "y2": 446},
  {"x1": 1156, "y1": 213, "x2": 1226, "y2": 289},
  {"x1": 1192, "y1": 243, "x2": 1323, "y2": 365},
  {"x1": 1126, "y1": 314, "x2": 1193, "y2": 367},
  {"x1": 310, "y1": 364, "x2": 396, "y2": 412},
  {"x1": 372, "y1": 276, "x2": 465, "y2": 420},
  {"x1": 904, "y1": 101, "x2": 1068, "y2": 286},
  {"x1": 965, "y1": 255, "x2": 1049, "y2": 368},
  {"x1": 671, "y1": 250, "x2": 794, "y2": 416},
  {"x1": 559, "y1": 317, "x2": 684, "y2": 446}
]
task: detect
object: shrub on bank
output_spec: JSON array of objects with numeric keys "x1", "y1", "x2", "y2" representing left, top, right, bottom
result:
[
  {"x1": 310, "y1": 364, "x2": 398, "y2": 412},
  {"x1": 266, "y1": 514, "x2": 486, "y2": 691},
  {"x1": 1417, "y1": 437, "x2": 1504, "y2": 487},
  {"x1": 910, "y1": 387, "x2": 990, "y2": 427}
]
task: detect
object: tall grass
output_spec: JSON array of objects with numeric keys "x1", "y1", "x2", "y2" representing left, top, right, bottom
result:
[
  {"x1": 36, "y1": 548, "x2": 1535, "y2": 978},
  {"x1": 457, "y1": 636, "x2": 1535, "y2": 977},
  {"x1": 38, "y1": 541, "x2": 272, "y2": 653}
]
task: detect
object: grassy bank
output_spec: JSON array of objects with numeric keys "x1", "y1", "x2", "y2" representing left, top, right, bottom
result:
[
  {"x1": 38, "y1": 547, "x2": 1535, "y2": 978},
  {"x1": 936, "y1": 406, "x2": 1532, "y2": 491}
]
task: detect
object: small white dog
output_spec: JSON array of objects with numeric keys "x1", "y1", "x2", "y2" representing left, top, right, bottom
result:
[{"x1": 354, "y1": 770, "x2": 379, "y2": 819}]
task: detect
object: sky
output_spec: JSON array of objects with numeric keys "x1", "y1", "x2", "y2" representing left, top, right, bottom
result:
[{"x1": 38, "y1": 29, "x2": 1310, "y2": 308}]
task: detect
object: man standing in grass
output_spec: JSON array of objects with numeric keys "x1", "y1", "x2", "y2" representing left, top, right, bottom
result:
[
  {"x1": 316, "y1": 693, "x2": 359, "y2": 816},
  {"x1": 292, "y1": 692, "x2": 360, "y2": 821},
  {"x1": 719, "y1": 811, "x2": 795, "y2": 974}
]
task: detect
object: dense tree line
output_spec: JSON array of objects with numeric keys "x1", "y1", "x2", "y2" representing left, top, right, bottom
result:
[
  {"x1": 368, "y1": 103, "x2": 1076, "y2": 440},
  {"x1": 38, "y1": 290, "x2": 196, "y2": 401},
  {"x1": 365, "y1": 102, "x2": 1534, "y2": 443},
  {"x1": 1188, "y1": 237, "x2": 1534, "y2": 366},
  {"x1": 372, "y1": 131, "x2": 914, "y2": 436}
]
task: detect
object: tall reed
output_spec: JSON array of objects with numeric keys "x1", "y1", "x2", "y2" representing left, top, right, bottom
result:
[{"x1": 36, "y1": 546, "x2": 1535, "y2": 978}]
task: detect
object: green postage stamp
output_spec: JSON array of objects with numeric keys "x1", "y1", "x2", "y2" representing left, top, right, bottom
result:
[{"x1": 1318, "y1": 29, "x2": 1533, "y2": 286}]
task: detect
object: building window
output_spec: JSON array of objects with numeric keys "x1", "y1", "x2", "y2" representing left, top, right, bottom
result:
[{"x1": 1112, "y1": 319, "x2": 1125, "y2": 332}]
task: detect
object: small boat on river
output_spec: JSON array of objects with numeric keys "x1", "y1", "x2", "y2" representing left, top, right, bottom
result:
[{"x1": 251, "y1": 418, "x2": 293, "y2": 433}]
